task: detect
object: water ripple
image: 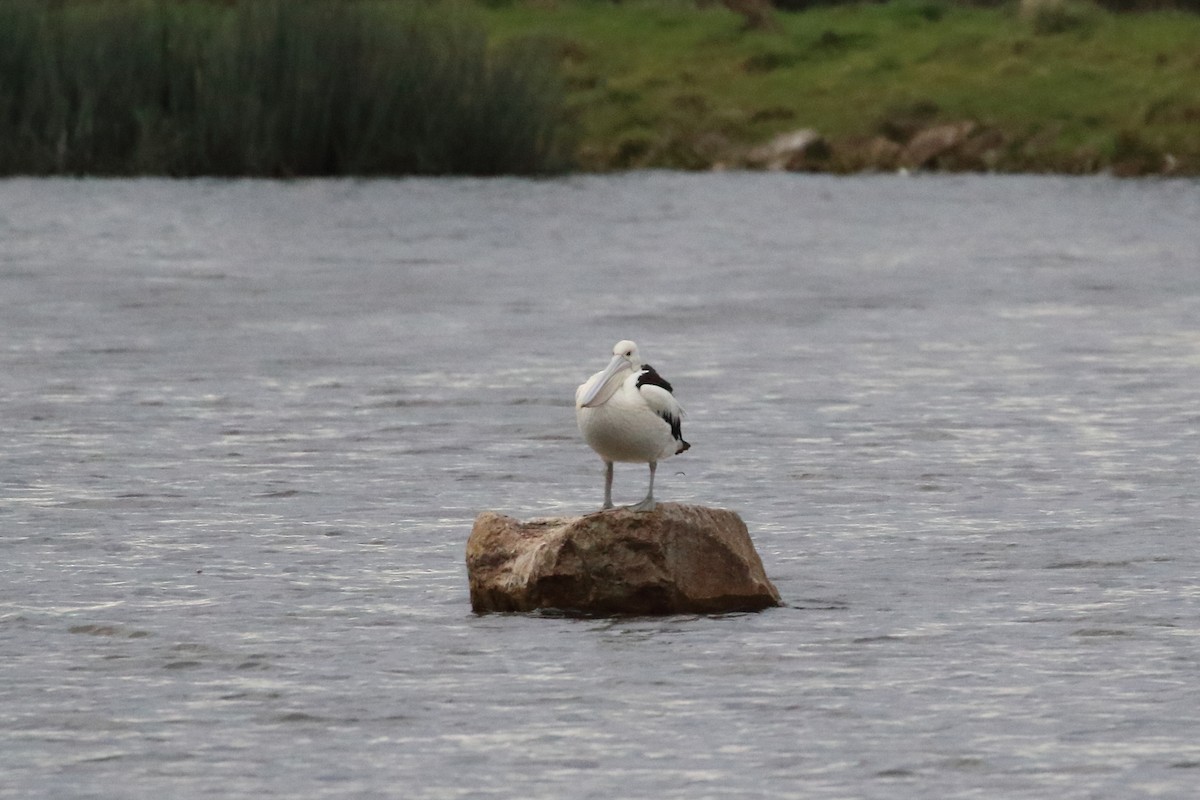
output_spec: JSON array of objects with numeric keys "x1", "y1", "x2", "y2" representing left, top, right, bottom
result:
[{"x1": 1, "y1": 175, "x2": 1199, "y2": 799}]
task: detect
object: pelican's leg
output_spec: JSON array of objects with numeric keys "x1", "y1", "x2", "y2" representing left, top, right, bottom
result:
[
  {"x1": 629, "y1": 461, "x2": 657, "y2": 512},
  {"x1": 602, "y1": 461, "x2": 614, "y2": 510}
]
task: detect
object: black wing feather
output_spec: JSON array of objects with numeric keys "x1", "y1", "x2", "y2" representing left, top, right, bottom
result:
[
  {"x1": 636, "y1": 364, "x2": 673, "y2": 394},
  {"x1": 638, "y1": 365, "x2": 689, "y2": 452}
]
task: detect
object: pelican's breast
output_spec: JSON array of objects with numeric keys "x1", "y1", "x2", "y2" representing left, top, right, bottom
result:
[{"x1": 576, "y1": 376, "x2": 679, "y2": 463}]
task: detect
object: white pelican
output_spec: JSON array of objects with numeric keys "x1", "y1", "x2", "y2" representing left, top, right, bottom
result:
[{"x1": 575, "y1": 340, "x2": 690, "y2": 512}]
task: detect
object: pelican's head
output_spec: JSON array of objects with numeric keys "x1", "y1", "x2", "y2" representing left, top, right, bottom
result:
[
  {"x1": 611, "y1": 339, "x2": 642, "y2": 368},
  {"x1": 578, "y1": 339, "x2": 642, "y2": 408}
]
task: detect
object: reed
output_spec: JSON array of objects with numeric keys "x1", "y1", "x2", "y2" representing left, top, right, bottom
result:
[{"x1": 0, "y1": 0, "x2": 573, "y2": 176}]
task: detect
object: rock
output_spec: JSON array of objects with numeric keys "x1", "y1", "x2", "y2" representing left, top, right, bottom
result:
[
  {"x1": 829, "y1": 135, "x2": 903, "y2": 172},
  {"x1": 745, "y1": 128, "x2": 825, "y2": 171},
  {"x1": 783, "y1": 137, "x2": 833, "y2": 172},
  {"x1": 901, "y1": 121, "x2": 977, "y2": 169},
  {"x1": 466, "y1": 503, "x2": 782, "y2": 615},
  {"x1": 859, "y1": 136, "x2": 904, "y2": 171},
  {"x1": 955, "y1": 126, "x2": 1008, "y2": 171}
]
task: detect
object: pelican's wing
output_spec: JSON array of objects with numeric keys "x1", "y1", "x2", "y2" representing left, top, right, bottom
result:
[{"x1": 636, "y1": 365, "x2": 684, "y2": 440}]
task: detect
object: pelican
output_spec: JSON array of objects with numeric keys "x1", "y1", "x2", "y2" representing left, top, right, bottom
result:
[{"x1": 575, "y1": 340, "x2": 690, "y2": 512}]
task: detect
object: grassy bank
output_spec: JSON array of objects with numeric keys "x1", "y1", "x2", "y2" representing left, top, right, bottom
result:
[
  {"x1": 0, "y1": 0, "x2": 572, "y2": 176},
  {"x1": 481, "y1": 0, "x2": 1200, "y2": 174},
  {"x1": 2, "y1": 0, "x2": 1195, "y2": 176}
]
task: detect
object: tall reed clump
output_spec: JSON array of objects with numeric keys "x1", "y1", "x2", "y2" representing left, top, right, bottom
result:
[{"x1": 0, "y1": 0, "x2": 574, "y2": 176}]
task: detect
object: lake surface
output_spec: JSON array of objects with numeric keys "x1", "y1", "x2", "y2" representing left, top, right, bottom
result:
[{"x1": 2, "y1": 174, "x2": 1198, "y2": 799}]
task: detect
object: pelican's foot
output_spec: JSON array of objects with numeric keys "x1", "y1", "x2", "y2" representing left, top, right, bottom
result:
[
  {"x1": 627, "y1": 497, "x2": 656, "y2": 513},
  {"x1": 601, "y1": 501, "x2": 614, "y2": 510}
]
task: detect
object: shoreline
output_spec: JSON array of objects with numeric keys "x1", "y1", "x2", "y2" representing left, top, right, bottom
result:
[{"x1": 483, "y1": 1, "x2": 1200, "y2": 177}]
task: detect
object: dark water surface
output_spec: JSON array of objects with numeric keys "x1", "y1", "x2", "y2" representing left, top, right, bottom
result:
[{"x1": 2, "y1": 175, "x2": 1199, "y2": 798}]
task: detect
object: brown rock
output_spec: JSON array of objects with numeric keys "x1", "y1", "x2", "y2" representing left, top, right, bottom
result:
[
  {"x1": 745, "y1": 129, "x2": 825, "y2": 171},
  {"x1": 466, "y1": 503, "x2": 782, "y2": 615},
  {"x1": 955, "y1": 126, "x2": 1008, "y2": 171},
  {"x1": 863, "y1": 136, "x2": 904, "y2": 171},
  {"x1": 783, "y1": 137, "x2": 833, "y2": 172},
  {"x1": 831, "y1": 135, "x2": 903, "y2": 172},
  {"x1": 902, "y1": 121, "x2": 977, "y2": 169}
]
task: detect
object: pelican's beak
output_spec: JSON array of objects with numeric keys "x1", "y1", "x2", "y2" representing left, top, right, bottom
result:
[{"x1": 579, "y1": 354, "x2": 629, "y2": 407}]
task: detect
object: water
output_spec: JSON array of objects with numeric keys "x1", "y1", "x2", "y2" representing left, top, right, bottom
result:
[{"x1": 2, "y1": 174, "x2": 1199, "y2": 799}]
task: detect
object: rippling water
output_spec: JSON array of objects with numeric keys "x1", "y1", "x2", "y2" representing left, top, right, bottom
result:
[{"x1": 2, "y1": 174, "x2": 1199, "y2": 798}]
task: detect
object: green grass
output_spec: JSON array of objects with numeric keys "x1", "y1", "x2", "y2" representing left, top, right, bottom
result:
[
  {"x1": 3, "y1": 0, "x2": 1196, "y2": 175},
  {"x1": 0, "y1": 0, "x2": 573, "y2": 176},
  {"x1": 480, "y1": 0, "x2": 1200, "y2": 173}
]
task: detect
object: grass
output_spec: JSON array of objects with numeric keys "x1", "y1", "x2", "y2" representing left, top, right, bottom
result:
[
  {"x1": 2, "y1": 0, "x2": 1196, "y2": 175},
  {"x1": 479, "y1": 0, "x2": 1200, "y2": 173},
  {"x1": 0, "y1": 0, "x2": 573, "y2": 176}
]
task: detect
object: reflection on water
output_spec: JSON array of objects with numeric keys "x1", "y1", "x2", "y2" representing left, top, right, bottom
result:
[{"x1": 2, "y1": 175, "x2": 1199, "y2": 798}]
